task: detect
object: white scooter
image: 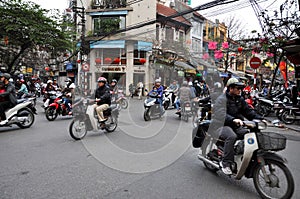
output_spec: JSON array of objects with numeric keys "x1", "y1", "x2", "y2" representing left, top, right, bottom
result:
[
  {"x1": 0, "y1": 101, "x2": 35, "y2": 128},
  {"x1": 69, "y1": 98, "x2": 119, "y2": 140},
  {"x1": 193, "y1": 120, "x2": 294, "y2": 199}
]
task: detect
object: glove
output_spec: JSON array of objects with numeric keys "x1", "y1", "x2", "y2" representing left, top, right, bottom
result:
[{"x1": 233, "y1": 119, "x2": 243, "y2": 126}]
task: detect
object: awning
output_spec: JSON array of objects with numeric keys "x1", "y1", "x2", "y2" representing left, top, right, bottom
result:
[
  {"x1": 90, "y1": 40, "x2": 125, "y2": 49},
  {"x1": 174, "y1": 61, "x2": 195, "y2": 70},
  {"x1": 135, "y1": 41, "x2": 152, "y2": 51},
  {"x1": 190, "y1": 57, "x2": 217, "y2": 70}
]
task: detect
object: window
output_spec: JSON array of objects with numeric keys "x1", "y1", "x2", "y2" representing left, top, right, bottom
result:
[
  {"x1": 165, "y1": 27, "x2": 174, "y2": 42},
  {"x1": 93, "y1": 16, "x2": 125, "y2": 35},
  {"x1": 95, "y1": 48, "x2": 126, "y2": 65},
  {"x1": 133, "y1": 50, "x2": 146, "y2": 65}
]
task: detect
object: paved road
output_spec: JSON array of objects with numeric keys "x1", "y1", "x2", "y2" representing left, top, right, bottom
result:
[{"x1": 0, "y1": 98, "x2": 299, "y2": 199}]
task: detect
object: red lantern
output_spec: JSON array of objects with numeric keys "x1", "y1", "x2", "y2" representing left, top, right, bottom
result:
[
  {"x1": 45, "y1": 67, "x2": 50, "y2": 71},
  {"x1": 114, "y1": 58, "x2": 121, "y2": 63},
  {"x1": 139, "y1": 58, "x2": 146, "y2": 64},
  {"x1": 76, "y1": 59, "x2": 81, "y2": 63},
  {"x1": 104, "y1": 57, "x2": 112, "y2": 63},
  {"x1": 95, "y1": 58, "x2": 101, "y2": 64},
  {"x1": 237, "y1": 47, "x2": 243, "y2": 53},
  {"x1": 279, "y1": 61, "x2": 286, "y2": 71}
]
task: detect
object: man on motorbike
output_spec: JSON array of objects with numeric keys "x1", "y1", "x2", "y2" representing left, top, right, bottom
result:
[
  {"x1": 212, "y1": 77, "x2": 264, "y2": 175},
  {"x1": 94, "y1": 77, "x2": 111, "y2": 126},
  {"x1": 168, "y1": 80, "x2": 179, "y2": 104},
  {"x1": 175, "y1": 81, "x2": 195, "y2": 114},
  {"x1": 149, "y1": 79, "x2": 164, "y2": 116},
  {"x1": 17, "y1": 79, "x2": 29, "y2": 98},
  {"x1": 0, "y1": 73, "x2": 17, "y2": 125},
  {"x1": 62, "y1": 78, "x2": 75, "y2": 115}
]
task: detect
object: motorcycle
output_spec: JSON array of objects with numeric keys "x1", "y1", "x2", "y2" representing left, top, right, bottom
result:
[
  {"x1": 0, "y1": 101, "x2": 35, "y2": 129},
  {"x1": 45, "y1": 93, "x2": 72, "y2": 121},
  {"x1": 114, "y1": 89, "x2": 128, "y2": 110},
  {"x1": 42, "y1": 90, "x2": 59, "y2": 111},
  {"x1": 193, "y1": 120, "x2": 294, "y2": 199},
  {"x1": 280, "y1": 105, "x2": 300, "y2": 124},
  {"x1": 69, "y1": 98, "x2": 119, "y2": 140},
  {"x1": 178, "y1": 101, "x2": 195, "y2": 122},
  {"x1": 143, "y1": 92, "x2": 165, "y2": 121},
  {"x1": 192, "y1": 97, "x2": 211, "y2": 128}
]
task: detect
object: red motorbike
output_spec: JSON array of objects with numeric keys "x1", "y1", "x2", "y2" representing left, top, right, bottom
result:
[{"x1": 45, "y1": 94, "x2": 72, "y2": 121}]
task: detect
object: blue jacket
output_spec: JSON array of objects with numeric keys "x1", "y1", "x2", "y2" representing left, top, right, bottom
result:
[{"x1": 150, "y1": 85, "x2": 164, "y2": 99}]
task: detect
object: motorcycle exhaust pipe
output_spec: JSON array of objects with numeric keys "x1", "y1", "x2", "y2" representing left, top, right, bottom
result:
[{"x1": 197, "y1": 154, "x2": 220, "y2": 169}]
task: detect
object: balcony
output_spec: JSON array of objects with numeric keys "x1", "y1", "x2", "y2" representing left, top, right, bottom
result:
[{"x1": 91, "y1": 0, "x2": 127, "y2": 9}]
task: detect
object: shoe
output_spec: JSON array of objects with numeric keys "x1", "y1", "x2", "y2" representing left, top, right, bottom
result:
[
  {"x1": 219, "y1": 161, "x2": 232, "y2": 175},
  {"x1": 0, "y1": 120, "x2": 8, "y2": 125}
]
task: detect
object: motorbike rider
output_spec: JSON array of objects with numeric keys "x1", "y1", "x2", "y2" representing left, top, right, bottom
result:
[
  {"x1": 175, "y1": 81, "x2": 195, "y2": 114},
  {"x1": 17, "y1": 79, "x2": 29, "y2": 98},
  {"x1": 168, "y1": 80, "x2": 179, "y2": 104},
  {"x1": 109, "y1": 79, "x2": 118, "y2": 101},
  {"x1": 94, "y1": 77, "x2": 111, "y2": 126},
  {"x1": 149, "y1": 79, "x2": 164, "y2": 116},
  {"x1": 0, "y1": 73, "x2": 17, "y2": 125},
  {"x1": 212, "y1": 77, "x2": 264, "y2": 175},
  {"x1": 193, "y1": 80, "x2": 202, "y2": 97},
  {"x1": 52, "y1": 78, "x2": 60, "y2": 91},
  {"x1": 62, "y1": 78, "x2": 75, "y2": 115}
]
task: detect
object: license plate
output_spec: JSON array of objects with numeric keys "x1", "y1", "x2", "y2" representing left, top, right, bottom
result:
[{"x1": 185, "y1": 107, "x2": 191, "y2": 111}]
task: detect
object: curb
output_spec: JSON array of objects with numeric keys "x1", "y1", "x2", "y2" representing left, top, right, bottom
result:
[{"x1": 285, "y1": 126, "x2": 300, "y2": 133}]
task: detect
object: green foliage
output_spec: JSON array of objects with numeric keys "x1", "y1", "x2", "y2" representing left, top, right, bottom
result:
[{"x1": 0, "y1": 0, "x2": 73, "y2": 72}]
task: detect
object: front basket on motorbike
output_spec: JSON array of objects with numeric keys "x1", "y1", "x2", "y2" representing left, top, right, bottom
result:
[{"x1": 256, "y1": 132, "x2": 286, "y2": 151}]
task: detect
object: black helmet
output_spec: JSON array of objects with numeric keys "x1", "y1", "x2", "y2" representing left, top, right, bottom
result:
[{"x1": 1, "y1": 73, "x2": 11, "y2": 80}]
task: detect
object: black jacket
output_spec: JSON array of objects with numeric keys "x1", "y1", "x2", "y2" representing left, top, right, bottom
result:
[
  {"x1": 0, "y1": 82, "x2": 17, "y2": 106},
  {"x1": 95, "y1": 84, "x2": 111, "y2": 106},
  {"x1": 212, "y1": 91, "x2": 263, "y2": 130}
]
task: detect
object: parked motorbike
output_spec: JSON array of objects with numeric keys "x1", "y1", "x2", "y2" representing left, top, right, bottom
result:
[
  {"x1": 0, "y1": 101, "x2": 35, "y2": 128},
  {"x1": 45, "y1": 93, "x2": 72, "y2": 121},
  {"x1": 143, "y1": 92, "x2": 165, "y2": 121},
  {"x1": 193, "y1": 120, "x2": 294, "y2": 199},
  {"x1": 69, "y1": 98, "x2": 119, "y2": 140},
  {"x1": 281, "y1": 105, "x2": 300, "y2": 124}
]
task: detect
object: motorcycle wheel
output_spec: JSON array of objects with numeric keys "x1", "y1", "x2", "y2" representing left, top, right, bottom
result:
[
  {"x1": 105, "y1": 115, "x2": 118, "y2": 133},
  {"x1": 253, "y1": 159, "x2": 294, "y2": 199},
  {"x1": 281, "y1": 110, "x2": 295, "y2": 124},
  {"x1": 16, "y1": 108, "x2": 35, "y2": 129},
  {"x1": 144, "y1": 108, "x2": 151, "y2": 121},
  {"x1": 45, "y1": 107, "x2": 58, "y2": 121},
  {"x1": 69, "y1": 119, "x2": 87, "y2": 140},
  {"x1": 119, "y1": 99, "x2": 128, "y2": 109}
]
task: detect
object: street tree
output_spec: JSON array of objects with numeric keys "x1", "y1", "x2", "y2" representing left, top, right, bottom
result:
[
  {"x1": 240, "y1": 0, "x2": 300, "y2": 94},
  {"x1": 0, "y1": 0, "x2": 73, "y2": 73}
]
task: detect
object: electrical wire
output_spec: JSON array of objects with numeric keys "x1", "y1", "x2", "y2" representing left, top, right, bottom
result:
[{"x1": 201, "y1": 0, "x2": 268, "y2": 17}]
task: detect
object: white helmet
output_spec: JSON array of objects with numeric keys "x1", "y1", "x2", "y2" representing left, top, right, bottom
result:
[
  {"x1": 188, "y1": 82, "x2": 193, "y2": 86},
  {"x1": 47, "y1": 80, "x2": 53, "y2": 84}
]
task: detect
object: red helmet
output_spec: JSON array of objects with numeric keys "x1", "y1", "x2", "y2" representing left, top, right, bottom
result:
[
  {"x1": 20, "y1": 79, "x2": 25, "y2": 83},
  {"x1": 97, "y1": 77, "x2": 107, "y2": 83}
]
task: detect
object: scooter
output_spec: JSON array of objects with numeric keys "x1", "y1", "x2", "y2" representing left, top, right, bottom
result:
[
  {"x1": 163, "y1": 89, "x2": 178, "y2": 110},
  {"x1": 143, "y1": 92, "x2": 165, "y2": 121},
  {"x1": 0, "y1": 101, "x2": 35, "y2": 129},
  {"x1": 69, "y1": 98, "x2": 119, "y2": 140},
  {"x1": 193, "y1": 120, "x2": 294, "y2": 199}
]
